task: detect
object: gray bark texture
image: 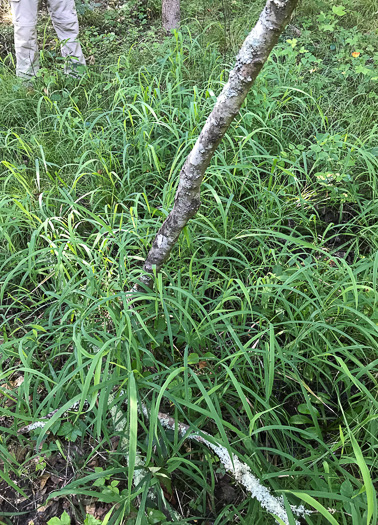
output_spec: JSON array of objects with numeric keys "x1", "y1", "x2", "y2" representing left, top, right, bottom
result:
[
  {"x1": 162, "y1": 0, "x2": 180, "y2": 33},
  {"x1": 139, "y1": 0, "x2": 298, "y2": 290}
]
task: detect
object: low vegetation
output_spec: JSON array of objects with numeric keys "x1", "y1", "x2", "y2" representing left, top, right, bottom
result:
[{"x1": 0, "y1": 1, "x2": 377, "y2": 524}]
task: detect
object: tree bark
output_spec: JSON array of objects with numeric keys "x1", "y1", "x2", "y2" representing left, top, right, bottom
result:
[
  {"x1": 162, "y1": 0, "x2": 180, "y2": 33},
  {"x1": 139, "y1": 0, "x2": 298, "y2": 290}
]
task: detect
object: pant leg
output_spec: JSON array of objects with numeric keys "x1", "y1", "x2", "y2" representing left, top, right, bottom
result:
[
  {"x1": 10, "y1": 0, "x2": 39, "y2": 79},
  {"x1": 47, "y1": 0, "x2": 86, "y2": 75}
]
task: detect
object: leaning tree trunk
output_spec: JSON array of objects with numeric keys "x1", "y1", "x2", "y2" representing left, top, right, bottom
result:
[
  {"x1": 162, "y1": 0, "x2": 180, "y2": 33},
  {"x1": 138, "y1": 0, "x2": 298, "y2": 290}
]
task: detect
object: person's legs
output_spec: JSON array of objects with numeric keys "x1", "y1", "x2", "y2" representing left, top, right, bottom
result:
[
  {"x1": 10, "y1": 0, "x2": 39, "y2": 79},
  {"x1": 47, "y1": 0, "x2": 86, "y2": 75}
]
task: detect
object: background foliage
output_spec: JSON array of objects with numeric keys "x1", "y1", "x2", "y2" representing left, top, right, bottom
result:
[{"x1": 0, "y1": 1, "x2": 377, "y2": 524}]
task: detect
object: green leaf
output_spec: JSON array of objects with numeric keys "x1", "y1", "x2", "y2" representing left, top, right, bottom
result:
[
  {"x1": 188, "y1": 352, "x2": 199, "y2": 365},
  {"x1": 298, "y1": 403, "x2": 319, "y2": 416},
  {"x1": 84, "y1": 515, "x2": 102, "y2": 525},
  {"x1": 321, "y1": 24, "x2": 335, "y2": 31},
  {"x1": 289, "y1": 415, "x2": 313, "y2": 425},
  {"x1": 93, "y1": 468, "x2": 106, "y2": 487},
  {"x1": 350, "y1": 434, "x2": 377, "y2": 525},
  {"x1": 265, "y1": 325, "x2": 276, "y2": 402},
  {"x1": 57, "y1": 421, "x2": 73, "y2": 437},
  {"x1": 29, "y1": 324, "x2": 47, "y2": 332},
  {"x1": 48, "y1": 511, "x2": 71, "y2": 525},
  {"x1": 93, "y1": 478, "x2": 105, "y2": 487},
  {"x1": 68, "y1": 427, "x2": 82, "y2": 442},
  {"x1": 332, "y1": 5, "x2": 346, "y2": 16},
  {"x1": 340, "y1": 479, "x2": 354, "y2": 499},
  {"x1": 284, "y1": 492, "x2": 339, "y2": 524},
  {"x1": 306, "y1": 426, "x2": 321, "y2": 438},
  {"x1": 147, "y1": 508, "x2": 166, "y2": 524},
  {"x1": 61, "y1": 513, "x2": 71, "y2": 525}
]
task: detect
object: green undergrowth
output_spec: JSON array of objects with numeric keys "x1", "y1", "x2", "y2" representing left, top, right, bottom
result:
[{"x1": 0, "y1": 2, "x2": 377, "y2": 524}]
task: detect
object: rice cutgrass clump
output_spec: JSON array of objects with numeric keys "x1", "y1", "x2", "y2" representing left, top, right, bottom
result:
[{"x1": 0, "y1": 3, "x2": 377, "y2": 524}]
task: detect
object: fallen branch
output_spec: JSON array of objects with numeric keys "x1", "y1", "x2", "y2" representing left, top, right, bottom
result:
[
  {"x1": 18, "y1": 396, "x2": 312, "y2": 524},
  {"x1": 140, "y1": 405, "x2": 311, "y2": 525},
  {"x1": 17, "y1": 400, "x2": 87, "y2": 434}
]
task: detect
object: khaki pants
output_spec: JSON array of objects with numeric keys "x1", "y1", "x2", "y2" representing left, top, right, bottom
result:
[{"x1": 10, "y1": 0, "x2": 86, "y2": 78}]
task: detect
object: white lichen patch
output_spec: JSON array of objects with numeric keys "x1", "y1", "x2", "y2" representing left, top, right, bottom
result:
[
  {"x1": 189, "y1": 435, "x2": 298, "y2": 525},
  {"x1": 24, "y1": 421, "x2": 47, "y2": 431},
  {"x1": 151, "y1": 409, "x2": 311, "y2": 525},
  {"x1": 156, "y1": 234, "x2": 169, "y2": 251},
  {"x1": 189, "y1": 142, "x2": 206, "y2": 166}
]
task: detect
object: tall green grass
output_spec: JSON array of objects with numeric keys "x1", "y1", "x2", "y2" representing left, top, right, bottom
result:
[{"x1": 0, "y1": 9, "x2": 377, "y2": 525}]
